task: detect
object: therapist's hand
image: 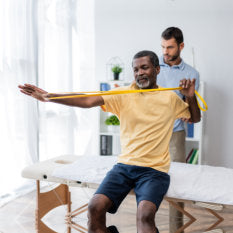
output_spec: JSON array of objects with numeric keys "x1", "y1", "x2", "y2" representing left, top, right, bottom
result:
[{"x1": 179, "y1": 78, "x2": 195, "y2": 98}]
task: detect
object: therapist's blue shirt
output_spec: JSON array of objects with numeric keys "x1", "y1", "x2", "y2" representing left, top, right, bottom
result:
[{"x1": 157, "y1": 56, "x2": 200, "y2": 132}]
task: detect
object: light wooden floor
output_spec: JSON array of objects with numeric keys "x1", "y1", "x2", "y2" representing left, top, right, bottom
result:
[{"x1": 0, "y1": 184, "x2": 233, "y2": 233}]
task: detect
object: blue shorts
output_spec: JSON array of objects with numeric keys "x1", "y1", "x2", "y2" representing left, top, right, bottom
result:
[{"x1": 95, "y1": 163, "x2": 170, "y2": 214}]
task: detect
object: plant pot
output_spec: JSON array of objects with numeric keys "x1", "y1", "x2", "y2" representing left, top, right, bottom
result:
[
  {"x1": 113, "y1": 73, "x2": 120, "y2": 80},
  {"x1": 108, "y1": 125, "x2": 120, "y2": 133}
]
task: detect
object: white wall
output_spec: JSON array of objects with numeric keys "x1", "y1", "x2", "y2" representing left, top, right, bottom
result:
[{"x1": 95, "y1": 0, "x2": 233, "y2": 168}]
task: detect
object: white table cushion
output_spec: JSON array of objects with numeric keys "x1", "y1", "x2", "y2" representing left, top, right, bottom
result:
[{"x1": 22, "y1": 155, "x2": 233, "y2": 205}]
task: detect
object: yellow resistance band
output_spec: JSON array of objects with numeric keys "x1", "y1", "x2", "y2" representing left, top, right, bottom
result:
[{"x1": 48, "y1": 87, "x2": 208, "y2": 112}]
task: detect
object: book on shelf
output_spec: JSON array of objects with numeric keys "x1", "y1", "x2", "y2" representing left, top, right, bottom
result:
[
  {"x1": 186, "y1": 148, "x2": 199, "y2": 164},
  {"x1": 100, "y1": 83, "x2": 111, "y2": 91},
  {"x1": 186, "y1": 148, "x2": 194, "y2": 163},
  {"x1": 189, "y1": 149, "x2": 197, "y2": 163},
  {"x1": 191, "y1": 150, "x2": 199, "y2": 164},
  {"x1": 187, "y1": 122, "x2": 194, "y2": 138},
  {"x1": 100, "y1": 135, "x2": 112, "y2": 155}
]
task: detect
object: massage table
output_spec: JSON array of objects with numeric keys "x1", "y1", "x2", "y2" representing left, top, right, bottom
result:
[{"x1": 22, "y1": 155, "x2": 233, "y2": 233}]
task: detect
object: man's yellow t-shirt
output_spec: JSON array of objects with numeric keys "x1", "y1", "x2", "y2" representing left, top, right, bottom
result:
[{"x1": 102, "y1": 83, "x2": 190, "y2": 173}]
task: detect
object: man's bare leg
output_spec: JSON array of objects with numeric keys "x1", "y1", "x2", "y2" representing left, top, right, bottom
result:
[
  {"x1": 88, "y1": 194, "x2": 113, "y2": 233},
  {"x1": 137, "y1": 200, "x2": 158, "y2": 233}
]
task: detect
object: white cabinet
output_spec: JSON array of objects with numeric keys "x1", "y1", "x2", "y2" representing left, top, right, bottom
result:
[{"x1": 99, "y1": 81, "x2": 130, "y2": 156}]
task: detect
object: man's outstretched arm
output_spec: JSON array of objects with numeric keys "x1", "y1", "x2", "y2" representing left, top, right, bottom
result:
[
  {"x1": 18, "y1": 84, "x2": 104, "y2": 108},
  {"x1": 179, "y1": 79, "x2": 201, "y2": 123}
]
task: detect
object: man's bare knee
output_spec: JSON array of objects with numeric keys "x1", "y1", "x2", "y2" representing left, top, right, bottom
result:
[
  {"x1": 88, "y1": 194, "x2": 112, "y2": 217},
  {"x1": 137, "y1": 200, "x2": 157, "y2": 233},
  {"x1": 87, "y1": 194, "x2": 113, "y2": 233}
]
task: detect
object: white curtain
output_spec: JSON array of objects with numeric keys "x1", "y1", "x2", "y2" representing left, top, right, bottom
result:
[
  {"x1": 37, "y1": 0, "x2": 77, "y2": 160},
  {"x1": 38, "y1": 0, "x2": 97, "y2": 160},
  {"x1": 0, "y1": 0, "x2": 38, "y2": 205},
  {"x1": 0, "y1": 0, "x2": 96, "y2": 206}
]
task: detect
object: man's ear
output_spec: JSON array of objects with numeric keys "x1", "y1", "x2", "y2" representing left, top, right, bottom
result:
[
  {"x1": 179, "y1": 42, "x2": 184, "y2": 51},
  {"x1": 155, "y1": 66, "x2": 160, "y2": 75}
]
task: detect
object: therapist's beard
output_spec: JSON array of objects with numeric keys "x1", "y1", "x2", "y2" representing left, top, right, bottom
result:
[
  {"x1": 170, "y1": 54, "x2": 179, "y2": 61},
  {"x1": 164, "y1": 50, "x2": 180, "y2": 62}
]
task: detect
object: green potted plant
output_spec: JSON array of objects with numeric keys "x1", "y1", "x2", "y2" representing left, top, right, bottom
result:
[
  {"x1": 111, "y1": 65, "x2": 123, "y2": 80},
  {"x1": 105, "y1": 115, "x2": 120, "y2": 132},
  {"x1": 105, "y1": 115, "x2": 120, "y2": 126}
]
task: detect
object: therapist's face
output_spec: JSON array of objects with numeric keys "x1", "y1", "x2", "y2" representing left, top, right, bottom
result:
[{"x1": 161, "y1": 37, "x2": 184, "y2": 64}]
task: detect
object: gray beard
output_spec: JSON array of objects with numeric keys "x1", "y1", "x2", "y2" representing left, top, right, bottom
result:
[{"x1": 136, "y1": 77, "x2": 150, "y2": 89}]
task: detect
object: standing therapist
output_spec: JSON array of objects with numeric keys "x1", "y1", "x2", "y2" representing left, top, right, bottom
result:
[{"x1": 157, "y1": 27, "x2": 200, "y2": 232}]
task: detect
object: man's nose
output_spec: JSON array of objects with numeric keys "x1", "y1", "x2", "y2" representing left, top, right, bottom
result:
[
  {"x1": 163, "y1": 48, "x2": 168, "y2": 54},
  {"x1": 138, "y1": 69, "x2": 144, "y2": 76}
]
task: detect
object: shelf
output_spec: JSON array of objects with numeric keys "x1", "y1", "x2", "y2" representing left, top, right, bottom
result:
[
  {"x1": 185, "y1": 137, "x2": 200, "y2": 142},
  {"x1": 100, "y1": 81, "x2": 131, "y2": 91},
  {"x1": 100, "y1": 132, "x2": 120, "y2": 136}
]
